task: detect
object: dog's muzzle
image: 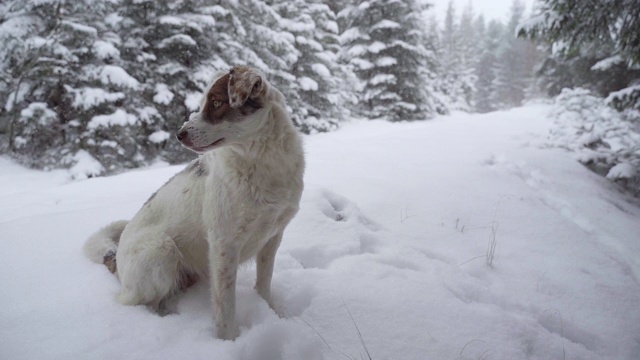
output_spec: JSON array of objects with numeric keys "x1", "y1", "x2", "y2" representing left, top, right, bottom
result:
[{"x1": 176, "y1": 129, "x2": 191, "y2": 146}]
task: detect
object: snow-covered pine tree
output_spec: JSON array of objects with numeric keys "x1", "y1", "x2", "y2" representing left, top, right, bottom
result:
[
  {"x1": 518, "y1": 0, "x2": 640, "y2": 113},
  {"x1": 474, "y1": 19, "x2": 503, "y2": 113},
  {"x1": 221, "y1": 0, "x2": 300, "y2": 114},
  {"x1": 0, "y1": 0, "x2": 148, "y2": 176},
  {"x1": 339, "y1": 0, "x2": 435, "y2": 121},
  {"x1": 0, "y1": 0, "x2": 64, "y2": 157},
  {"x1": 116, "y1": 0, "x2": 233, "y2": 164},
  {"x1": 422, "y1": 14, "x2": 449, "y2": 115},
  {"x1": 519, "y1": 0, "x2": 640, "y2": 196},
  {"x1": 60, "y1": 0, "x2": 146, "y2": 176},
  {"x1": 491, "y1": 0, "x2": 537, "y2": 109},
  {"x1": 456, "y1": 2, "x2": 478, "y2": 109},
  {"x1": 436, "y1": 0, "x2": 475, "y2": 111},
  {"x1": 273, "y1": 0, "x2": 347, "y2": 133}
]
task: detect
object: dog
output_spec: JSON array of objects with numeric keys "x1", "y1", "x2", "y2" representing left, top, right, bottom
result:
[{"x1": 83, "y1": 65, "x2": 305, "y2": 340}]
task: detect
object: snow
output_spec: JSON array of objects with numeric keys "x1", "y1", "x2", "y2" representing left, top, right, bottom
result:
[
  {"x1": 92, "y1": 40, "x2": 121, "y2": 60},
  {"x1": 606, "y1": 84, "x2": 640, "y2": 104},
  {"x1": 375, "y1": 56, "x2": 397, "y2": 67},
  {"x1": 1, "y1": 104, "x2": 640, "y2": 359},
  {"x1": 367, "y1": 41, "x2": 386, "y2": 54},
  {"x1": 370, "y1": 19, "x2": 401, "y2": 31},
  {"x1": 311, "y1": 63, "x2": 331, "y2": 79},
  {"x1": 69, "y1": 150, "x2": 106, "y2": 180},
  {"x1": 369, "y1": 73, "x2": 396, "y2": 86},
  {"x1": 338, "y1": 27, "x2": 364, "y2": 44},
  {"x1": 157, "y1": 34, "x2": 197, "y2": 49},
  {"x1": 607, "y1": 163, "x2": 636, "y2": 180},
  {"x1": 299, "y1": 77, "x2": 319, "y2": 91},
  {"x1": 19, "y1": 102, "x2": 56, "y2": 123},
  {"x1": 591, "y1": 55, "x2": 623, "y2": 71},
  {"x1": 5, "y1": 84, "x2": 31, "y2": 111},
  {"x1": 201, "y1": 6, "x2": 230, "y2": 17},
  {"x1": 153, "y1": 84, "x2": 175, "y2": 105},
  {"x1": 149, "y1": 130, "x2": 171, "y2": 144},
  {"x1": 88, "y1": 109, "x2": 138, "y2": 129},
  {"x1": 158, "y1": 15, "x2": 186, "y2": 26},
  {"x1": 184, "y1": 92, "x2": 203, "y2": 111},
  {"x1": 60, "y1": 20, "x2": 97, "y2": 36},
  {"x1": 68, "y1": 87, "x2": 125, "y2": 110},
  {"x1": 98, "y1": 65, "x2": 140, "y2": 90},
  {"x1": 137, "y1": 106, "x2": 161, "y2": 124},
  {"x1": 547, "y1": 88, "x2": 640, "y2": 190}
]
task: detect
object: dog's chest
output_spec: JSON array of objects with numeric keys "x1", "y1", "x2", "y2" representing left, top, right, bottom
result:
[{"x1": 207, "y1": 159, "x2": 298, "y2": 248}]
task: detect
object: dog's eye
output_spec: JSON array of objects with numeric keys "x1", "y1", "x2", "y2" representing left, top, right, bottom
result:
[{"x1": 213, "y1": 100, "x2": 222, "y2": 108}]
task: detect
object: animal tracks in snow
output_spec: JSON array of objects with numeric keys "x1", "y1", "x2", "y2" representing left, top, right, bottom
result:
[
  {"x1": 484, "y1": 153, "x2": 596, "y2": 232},
  {"x1": 286, "y1": 188, "x2": 382, "y2": 269}
]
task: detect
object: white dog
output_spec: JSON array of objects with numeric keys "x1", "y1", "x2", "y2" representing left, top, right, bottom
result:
[{"x1": 83, "y1": 65, "x2": 305, "y2": 340}]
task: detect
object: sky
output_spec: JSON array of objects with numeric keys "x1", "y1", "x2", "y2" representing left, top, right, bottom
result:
[{"x1": 428, "y1": 0, "x2": 537, "y2": 22}]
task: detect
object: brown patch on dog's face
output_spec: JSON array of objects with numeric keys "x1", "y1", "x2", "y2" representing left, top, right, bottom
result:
[
  {"x1": 204, "y1": 73, "x2": 232, "y2": 125},
  {"x1": 203, "y1": 71, "x2": 262, "y2": 125}
]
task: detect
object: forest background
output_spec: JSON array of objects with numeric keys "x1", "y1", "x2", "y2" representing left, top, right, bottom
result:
[{"x1": 0, "y1": 0, "x2": 638, "y2": 194}]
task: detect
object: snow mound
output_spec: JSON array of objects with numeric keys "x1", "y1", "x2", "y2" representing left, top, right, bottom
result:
[
  {"x1": 69, "y1": 150, "x2": 105, "y2": 180},
  {"x1": 547, "y1": 88, "x2": 640, "y2": 194},
  {"x1": 607, "y1": 163, "x2": 636, "y2": 180}
]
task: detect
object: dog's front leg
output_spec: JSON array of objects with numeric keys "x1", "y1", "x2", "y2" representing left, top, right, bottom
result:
[
  {"x1": 209, "y1": 238, "x2": 240, "y2": 340},
  {"x1": 255, "y1": 231, "x2": 283, "y2": 308}
]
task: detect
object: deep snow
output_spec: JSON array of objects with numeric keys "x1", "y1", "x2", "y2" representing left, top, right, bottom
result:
[{"x1": 1, "y1": 104, "x2": 639, "y2": 360}]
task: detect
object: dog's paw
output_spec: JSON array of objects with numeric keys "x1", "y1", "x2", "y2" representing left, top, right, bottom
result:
[
  {"x1": 216, "y1": 323, "x2": 240, "y2": 341},
  {"x1": 228, "y1": 65, "x2": 264, "y2": 108}
]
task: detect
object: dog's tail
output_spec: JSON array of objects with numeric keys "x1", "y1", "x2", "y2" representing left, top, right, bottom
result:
[{"x1": 83, "y1": 220, "x2": 128, "y2": 274}]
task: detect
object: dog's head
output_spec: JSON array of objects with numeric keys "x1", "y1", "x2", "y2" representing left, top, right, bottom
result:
[{"x1": 177, "y1": 66, "x2": 267, "y2": 153}]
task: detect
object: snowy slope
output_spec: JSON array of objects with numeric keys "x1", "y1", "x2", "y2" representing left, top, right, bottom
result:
[{"x1": 1, "y1": 104, "x2": 639, "y2": 360}]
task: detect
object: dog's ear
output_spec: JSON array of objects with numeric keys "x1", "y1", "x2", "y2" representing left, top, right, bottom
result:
[{"x1": 228, "y1": 66, "x2": 265, "y2": 108}]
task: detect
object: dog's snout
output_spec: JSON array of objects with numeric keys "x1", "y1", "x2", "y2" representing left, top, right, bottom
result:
[{"x1": 176, "y1": 129, "x2": 188, "y2": 142}]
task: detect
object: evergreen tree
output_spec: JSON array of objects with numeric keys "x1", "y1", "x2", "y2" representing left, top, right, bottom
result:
[
  {"x1": 518, "y1": 0, "x2": 640, "y2": 112},
  {"x1": 273, "y1": 0, "x2": 346, "y2": 133},
  {"x1": 116, "y1": 0, "x2": 229, "y2": 164},
  {"x1": 457, "y1": 1, "x2": 478, "y2": 108},
  {"x1": 437, "y1": 0, "x2": 474, "y2": 111},
  {"x1": 474, "y1": 19, "x2": 503, "y2": 113},
  {"x1": 339, "y1": 0, "x2": 435, "y2": 121},
  {"x1": 492, "y1": 0, "x2": 536, "y2": 109},
  {"x1": 422, "y1": 14, "x2": 449, "y2": 115},
  {"x1": 0, "y1": 0, "x2": 147, "y2": 175}
]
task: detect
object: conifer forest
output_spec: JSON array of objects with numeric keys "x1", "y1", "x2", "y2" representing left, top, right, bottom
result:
[{"x1": 0, "y1": 0, "x2": 638, "y2": 192}]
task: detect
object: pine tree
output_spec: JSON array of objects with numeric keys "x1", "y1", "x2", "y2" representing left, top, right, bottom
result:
[
  {"x1": 422, "y1": 14, "x2": 449, "y2": 115},
  {"x1": 518, "y1": 0, "x2": 640, "y2": 112},
  {"x1": 474, "y1": 19, "x2": 503, "y2": 113},
  {"x1": 437, "y1": 0, "x2": 474, "y2": 111},
  {"x1": 116, "y1": 0, "x2": 231, "y2": 164},
  {"x1": 339, "y1": 0, "x2": 435, "y2": 121},
  {"x1": 1, "y1": 0, "x2": 64, "y2": 156},
  {"x1": 457, "y1": 1, "x2": 478, "y2": 109},
  {"x1": 225, "y1": 0, "x2": 300, "y2": 107},
  {"x1": 492, "y1": 0, "x2": 537, "y2": 109},
  {"x1": 273, "y1": 0, "x2": 346, "y2": 133},
  {"x1": 0, "y1": 0, "x2": 147, "y2": 175}
]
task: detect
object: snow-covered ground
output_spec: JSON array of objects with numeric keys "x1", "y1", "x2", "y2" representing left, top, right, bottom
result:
[{"x1": 1, "y1": 104, "x2": 639, "y2": 360}]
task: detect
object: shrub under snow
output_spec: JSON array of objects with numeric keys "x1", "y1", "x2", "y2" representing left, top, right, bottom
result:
[{"x1": 547, "y1": 88, "x2": 640, "y2": 195}]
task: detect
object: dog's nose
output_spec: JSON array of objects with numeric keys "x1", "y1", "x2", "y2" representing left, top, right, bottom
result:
[{"x1": 176, "y1": 129, "x2": 188, "y2": 141}]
